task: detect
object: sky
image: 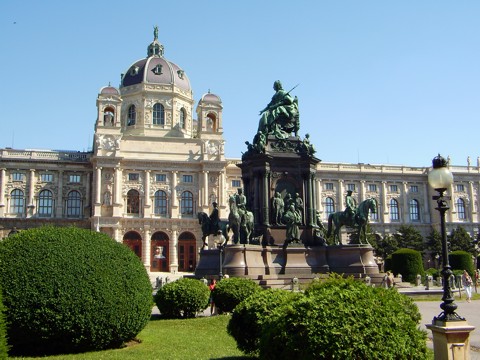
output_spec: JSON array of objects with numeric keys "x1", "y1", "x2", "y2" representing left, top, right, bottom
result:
[{"x1": 0, "y1": 1, "x2": 479, "y2": 167}]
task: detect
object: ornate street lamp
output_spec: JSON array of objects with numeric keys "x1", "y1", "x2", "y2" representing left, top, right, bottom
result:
[{"x1": 428, "y1": 154, "x2": 464, "y2": 322}]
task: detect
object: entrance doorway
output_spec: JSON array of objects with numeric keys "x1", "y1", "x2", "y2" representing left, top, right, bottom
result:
[
  {"x1": 151, "y1": 231, "x2": 169, "y2": 272},
  {"x1": 178, "y1": 232, "x2": 197, "y2": 272},
  {"x1": 123, "y1": 231, "x2": 142, "y2": 258}
]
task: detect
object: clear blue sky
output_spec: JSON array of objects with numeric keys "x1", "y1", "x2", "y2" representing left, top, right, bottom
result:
[{"x1": 1, "y1": 1, "x2": 479, "y2": 167}]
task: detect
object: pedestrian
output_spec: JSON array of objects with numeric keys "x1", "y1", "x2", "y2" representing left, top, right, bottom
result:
[
  {"x1": 209, "y1": 279, "x2": 217, "y2": 315},
  {"x1": 462, "y1": 270, "x2": 473, "y2": 302}
]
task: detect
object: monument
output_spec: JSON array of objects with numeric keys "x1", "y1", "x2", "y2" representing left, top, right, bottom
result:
[{"x1": 195, "y1": 80, "x2": 379, "y2": 282}]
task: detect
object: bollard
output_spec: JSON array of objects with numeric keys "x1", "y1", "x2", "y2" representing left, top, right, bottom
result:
[
  {"x1": 291, "y1": 277, "x2": 299, "y2": 292},
  {"x1": 416, "y1": 274, "x2": 422, "y2": 286},
  {"x1": 365, "y1": 276, "x2": 371, "y2": 286}
]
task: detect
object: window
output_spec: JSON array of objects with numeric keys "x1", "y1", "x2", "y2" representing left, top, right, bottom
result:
[
  {"x1": 456, "y1": 184, "x2": 465, "y2": 192},
  {"x1": 368, "y1": 184, "x2": 377, "y2": 192},
  {"x1": 41, "y1": 174, "x2": 53, "y2": 182},
  {"x1": 324, "y1": 183, "x2": 334, "y2": 191},
  {"x1": 370, "y1": 199, "x2": 378, "y2": 220},
  {"x1": 390, "y1": 184, "x2": 398, "y2": 192},
  {"x1": 179, "y1": 108, "x2": 186, "y2": 129},
  {"x1": 156, "y1": 174, "x2": 166, "y2": 182},
  {"x1": 153, "y1": 64, "x2": 163, "y2": 75},
  {"x1": 325, "y1": 197, "x2": 335, "y2": 217},
  {"x1": 38, "y1": 190, "x2": 53, "y2": 217},
  {"x1": 456, "y1": 198, "x2": 466, "y2": 219},
  {"x1": 127, "y1": 189, "x2": 140, "y2": 214},
  {"x1": 12, "y1": 172, "x2": 24, "y2": 181},
  {"x1": 153, "y1": 103, "x2": 165, "y2": 125},
  {"x1": 409, "y1": 199, "x2": 420, "y2": 221},
  {"x1": 182, "y1": 175, "x2": 193, "y2": 183},
  {"x1": 232, "y1": 180, "x2": 241, "y2": 188},
  {"x1": 181, "y1": 191, "x2": 194, "y2": 216},
  {"x1": 127, "y1": 105, "x2": 136, "y2": 126},
  {"x1": 66, "y1": 190, "x2": 82, "y2": 217},
  {"x1": 128, "y1": 173, "x2": 139, "y2": 181},
  {"x1": 154, "y1": 190, "x2": 168, "y2": 216},
  {"x1": 69, "y1": 174, "x2": 80, "y2": 183},
  {"x1": 389, "y1": 199, "x2": 399, "y2": 221},
  {"x1": 346, "y1": 184, "x2": 355, "y2": 192},
  {"x1": 10, "y1": 189, "x2": 24, "y2": 214},
  {"x1": 103, "y1": 107, "x2": 115, "y2": 126},
  {"x1": 410, "y1": 185, "x2": 418, "y2": 193}
]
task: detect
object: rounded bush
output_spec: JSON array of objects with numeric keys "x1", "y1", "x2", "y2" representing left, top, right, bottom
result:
[
  {"x1": 449, "y1": 251, "x2": 474, "y2": 275},
  {"x1": 227, "y1": 288, "x2": 299, "y2": 355},
  {"x1": 259, "y1": 276, "x2": 427, "y2": 360},
  {"x1": 154, "y1": 278, "x2": 209, "y2": 318},
  {"x1": 391, "y1": 248, "x2": 425, "y2": 283},
  {"x1": 0, "y1": 226, "x2": 153, "y2": 356},
  {"x1": 425, "y1": 267, "x2": 440, "y2": 279},
  {"x1": 0, "y1": 285, "x2": 8, "y2": 358},
  {"x1": 213, "y1": 277, "x2": 262, "y2": 314}
]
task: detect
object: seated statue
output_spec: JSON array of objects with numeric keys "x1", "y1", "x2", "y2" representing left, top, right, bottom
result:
[{"x1": 257, "y1": 80, "x2": 299, "y2": 140}]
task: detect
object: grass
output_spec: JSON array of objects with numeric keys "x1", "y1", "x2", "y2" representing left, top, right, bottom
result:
[{"x1": 12, "y1": 315, "x2": 252, "y2": 360}]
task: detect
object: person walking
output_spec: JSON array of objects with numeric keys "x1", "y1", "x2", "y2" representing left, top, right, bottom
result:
[
  {"x1": 462, "y1": 270, "x2": 473, "y2": 302},
  {"x1": 209, "y1": 279, "x2": 217, "y2": 315}
]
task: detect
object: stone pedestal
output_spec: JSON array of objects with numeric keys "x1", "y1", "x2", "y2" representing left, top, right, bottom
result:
[{"x1": 426, "y1": 321, "x2": 476, "y2": 360}]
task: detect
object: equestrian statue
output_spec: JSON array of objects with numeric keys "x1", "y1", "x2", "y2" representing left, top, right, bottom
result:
[{"x1": 197, "y1": 201, "x2": 230, "y2": 249}]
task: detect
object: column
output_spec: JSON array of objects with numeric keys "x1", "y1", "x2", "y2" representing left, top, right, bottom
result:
[
  {"x1": 422, "y1": 183, "x2": 431, "y2": 223},
  {"x1": 316, "y1": 179, "x2": 322, "y2": 212},
  {"x1": 381, "y1": 181, "x2": 388, "y2": 223},
  {"x1": 85, "y1": 172, "x2": 91, "y2": 215},
  {"x1": 142, "y1": 226, "x2": 151, "y2": 271},
  {"x1": 0, "y1": 168, "x2": 5, "y2": 210},
  {"x1": 337, "y1": 179, "x2": 344, "y2": 211},
  {"x1": 95, "y1": 167, "x2": 102, "y2": 205},
  {"x1": 171, "y1": 171, "x2": 178, "y2": 207},
  {"x1": 27, "y1": 169, "x2": 36, "y2": 218},
  {"x1": 359, "y1": 180, "x2": 366, "y2": 201},
  {"x1": 170, "y1": 228, "x2": 179, "y2": 273},
  {"x1": 402, "y1": 182, "x2": 409, "y2": 223},
  {"x1": 113, "y1": 228, "x2": 121, "y2": 243},
  {"x1": 219, "y1": 171, "x2": 225, "y2": 208},
  {"x1": 468, "y1": 181, "x2": 475, "y2": 220},
  {"x1": 203, "y1": 171, "x2": 209, "y2": 207},
  {"x1": 144, "y1": 170, "x2": 151, "y2": 217},
  {"x1": 263, "y1": 171, "x2": 270, "y2": 226},
  {"x1": 113, "y1": 167, "x2": 122, "y2": 217},
  {"x1": 56, "y1": 170, "x2": 64, "y2": 218},
  {"x1": 307, "y1": 172, "x2": 315, "y2": 226}
]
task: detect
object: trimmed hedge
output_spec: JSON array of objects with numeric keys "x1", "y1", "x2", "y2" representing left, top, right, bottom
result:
[
  {"x1": 154, "y1": 278, "x2": 209, "y2": 318},
  {"x1": 0, "y1": 226, "x2": 153, "y2": 356},
  {"x1": 391, "y1": 248, "x2": 425, "y2": 283},
  {"x1": 227, "y1": 288, "x2": 300, "y2": 355},
  {"x1": 449, "y1": 251, "x2": 475, "y2": 275},
  {"x1": 213, "y1": 277, "x2": 261, "y2": 314},
  {"x1": 258, "y1": 276, "x2": 427, "y2": 360},
  {"x1": 0, "y1": 285, "x2": 8, "y2": 359}
]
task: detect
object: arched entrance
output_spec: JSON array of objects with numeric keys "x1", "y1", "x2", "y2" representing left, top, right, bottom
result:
[
  {"x1": 178, "y1": 232, "x2": 197, "y2": 272},
  {"x1": 151, "y1": 231, "x2": 169, "y2": 272},
  {"x1": 123, "y1": 231, "x2": 142, "y2": 258}
]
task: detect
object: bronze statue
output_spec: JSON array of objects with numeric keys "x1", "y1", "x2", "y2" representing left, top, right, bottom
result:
[
  {"x1": 313, "y1": 211, "x2": 327, "y2": 246},
  {"x1": 272, "y1": 192, "x2": 284, "y2": 225},
  {"x1": 228, "y1": 194, "x2": 254, "y2": 244},
  {"x1": 209, "y1": 202, "x2": 220, "y2": 234},
  {"x1": 283, "y1": 204, "x2": 301, "y2": 248},
  {"x1": 344, "y1": 190, "x2": 356, "y2": 225},
  {"x1": 257, "y1": 80, "x2": 299, "y2": 139}
]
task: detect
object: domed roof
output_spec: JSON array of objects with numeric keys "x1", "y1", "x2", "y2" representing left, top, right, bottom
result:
[
  {"x1": 199, "y1": 91, "x2": 222, "y2": 104},
  {"x1": 100, "y1": 85, "x2": 120, "y2": 95},
  {"x1": 120, "y1": 28, "x2": 191, "y2": 92}
]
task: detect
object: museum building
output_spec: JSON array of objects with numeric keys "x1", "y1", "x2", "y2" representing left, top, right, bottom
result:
[{"x1": 0, "y1": 32, "x2": 479, "y2": 274}]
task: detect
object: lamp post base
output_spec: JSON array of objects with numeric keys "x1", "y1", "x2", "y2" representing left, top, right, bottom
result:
[{"x1": 426, "y1": 320, "x2": 475, "y2": 360}]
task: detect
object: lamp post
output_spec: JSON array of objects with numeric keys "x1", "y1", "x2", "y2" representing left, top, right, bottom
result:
[{"x1": 427, "y1": 154, "x2": 464, "y2": 322}]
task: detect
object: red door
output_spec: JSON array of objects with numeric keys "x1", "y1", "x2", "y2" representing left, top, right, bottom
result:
[{"x1": 178, "y1": 232, "x2": 197, "y2": 272}]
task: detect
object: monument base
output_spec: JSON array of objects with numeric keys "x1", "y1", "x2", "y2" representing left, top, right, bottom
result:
[{"x1": 426, "y1": 320, "x2": 475, "y2": 360}]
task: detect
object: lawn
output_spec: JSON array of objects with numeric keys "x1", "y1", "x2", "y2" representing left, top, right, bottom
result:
[{"x1": 12, "y1": 315, "x2": 252, "y2": 360}]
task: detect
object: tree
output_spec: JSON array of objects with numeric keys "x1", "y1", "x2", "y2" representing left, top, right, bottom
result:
[
  {"x1": 393, "y1": 225, "x2": 424, "y2": 253},
  {"x1": 448, "y1": 226, "x2": 474, "y2": 254},
  {"x1": 371, "y1": 234, "x2": 398, "y2": 259}
]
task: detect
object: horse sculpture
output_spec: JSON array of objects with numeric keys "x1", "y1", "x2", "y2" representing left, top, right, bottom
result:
[
  {"x1": 228, "y1": 195, "x2": 254, "y2": 244},
  {"x1": 327, "y1": 198, "x2": 377, "y2": 245},
  {"x1": 197, "y1": 212, "x2": 229, "y2": 249}
]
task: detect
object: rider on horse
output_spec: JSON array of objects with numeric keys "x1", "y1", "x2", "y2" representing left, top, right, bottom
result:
[
  {"x1": 344, "y1": 190, "x2": 357, "y2": 226},
  {"x1": 209, "y1": 202, "x2": 220, "y2": 234},
  {"x1": 235, "y1": 188, "x2": 247, "y2": 225}
]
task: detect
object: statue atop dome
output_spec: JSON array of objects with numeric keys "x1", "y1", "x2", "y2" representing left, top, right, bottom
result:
[{"x1": 257, "y1": 80, "x2": 300, "y2": 140}]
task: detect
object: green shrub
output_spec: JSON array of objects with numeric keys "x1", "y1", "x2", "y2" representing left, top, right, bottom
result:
[
  {"x1": 384, "y1": 255, "x2": 392, "y2": 272},
  {"x1": 425, "y1": 267, "x2": 440, "y2": 279},
  {"x1": 391, "y1": 248, "x2": 425, "y2": 283},
  {"x1": 259, "y1": 276, "x2": 427, "y2": 360},
  {"x1": 227, "y1": 288, "x2": 299, "y2": 355},
  {"x1": 0, "y1": 226, "x2": 152, "y2": 356},
  {"x1": 213, "y1": 277, "x2": 261, "y2": 314},
  {"x1": 154, "y1": 278, "x2": 209, "y2": 318},
  {"x1": 0, "y1": 285, "x2": 8, "y2": 359},
  {"x1": 449, "y1": 251, "x2": 474, "y2": 275}
]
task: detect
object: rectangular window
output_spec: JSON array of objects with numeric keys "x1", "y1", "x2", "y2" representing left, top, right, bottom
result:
[
  {"x1": 390, "y1": 184, "x2": 398, "y2": 192},
  {"x1": 156, "y1": 174, "x2": 167, "y2": 182},
  {"x1": 12, "y1": 172, "x2": 24, "y2": 181},
  {"x1": 324, "y1": 183, "x2": 334, "y2": 191},
  {"x1": 346, "y1": 184, "x2": 355, "y2": 191},
  {"x1": 410, "y1": 185, "x2": 418, "y2": 193},
  {"x1": 368, "y1": 184, "x2": 377, "y2": 192},
  {"x1": 69, "y1": 175, "x2": 81, "y2": 183},
  {"x1": 182, "y1": 175, "x2": 193, "y2": 183},
  {"x1": 232, "y1": 180, "x2": 241, "y2": 188},
  {"x1": 128, "y1": 173, "x2": 139, "y2": 181},
  {"x1": 456, "y1": 184, "x2": 465, "y2": 192},
  {"x1": 41, "y1": 174, "x2": 53, "y2": 182}
]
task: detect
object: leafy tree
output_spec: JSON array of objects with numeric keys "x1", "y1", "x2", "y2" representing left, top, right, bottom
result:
[
  {"x1": 425, "y1": 227, "x2": 442, "y2": 257},
  {"x1": 371, "y1": 234, "x2": 398, "y2": 259},
  {"x1": 393, "y1": 225, "x2": 424, "y2": 253},
  {"x1": 448, "y1": 226, "x2": 474, "y2": 254}
]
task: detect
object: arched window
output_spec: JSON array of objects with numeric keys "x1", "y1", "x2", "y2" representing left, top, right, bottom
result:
[
  {"x1": 127, "y1": 189, "x2": 140, "y2": 214},
  {"x1": 10, "y1": 189, "x2": 24, "y2": 214},
  {"x1": 409, "y1": 199, "x2": 420, "y2": 222},
  {"x1": 389, "y1": 199, "x2": 399, "y2": 221},
  {"x1": 179, "y1": 108, "x2": 186, "y2": 129},
  {"x1": 153, "y1": 103, "x2": 165, "y2": 125},
  {"x1": 180, "y1": 191, "x2": 193, "y2": 216},
  {"x1": 103, "y1": 106, "x2": 115, "y2": 126},
  {"x1": 325, "y1": 197, "x2": 335, "y2": 217},
  {"x1": 456, "y1": 198, "x2": 466, "y2": 219},
  {"x1": 206, "y1": 113, "x2": 216, "y2": 131},
  {"x1": 127, "y1": 105, "x2": 136, "y2": 126},
  {"x1": 66, "y1": 190, "x2": 82, "y2": 217},
  {"x1": 38, "y1": 189, "x2": 53, "y2": 217},
  {"x1": 154, "y1": 190, "x2": 168, "y2": 216}
]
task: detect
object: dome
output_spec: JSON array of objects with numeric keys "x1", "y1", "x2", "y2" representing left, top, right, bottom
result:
[
  {"x1": 99, "y1": 85, "x2": 120, "y2": 95},
  {"x1": 199, "y1": 92, "x2": 222, "y2": 104},
  {"x1": 120, "y1": 30, "x2": 191, "y2": 92}
]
